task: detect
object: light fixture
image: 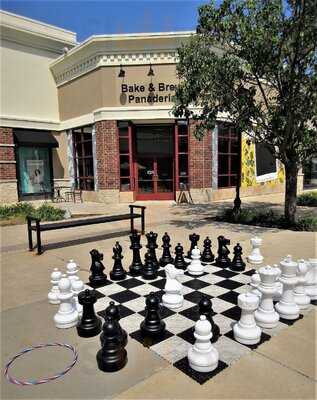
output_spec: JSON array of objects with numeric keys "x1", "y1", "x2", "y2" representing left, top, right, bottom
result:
[
  {"x1": 118, "y1": 64, "x2": 125, "y2": 78},
  {"x1": 147, "y1": 63, "x2": 154, "y2": 77}
]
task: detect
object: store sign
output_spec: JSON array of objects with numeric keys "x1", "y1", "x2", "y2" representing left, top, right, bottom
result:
[{"x1": 121, "y1": 82, "x2": 177, "y2": 104}]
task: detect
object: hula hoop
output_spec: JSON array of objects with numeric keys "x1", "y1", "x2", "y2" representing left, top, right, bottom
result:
[{"x1": 4, "y1": 342, "x2": 78, "y2": 386}]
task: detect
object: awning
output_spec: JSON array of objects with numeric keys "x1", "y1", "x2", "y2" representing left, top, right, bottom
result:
[{"x1": 14, "y1": 130, "x2": 59, "y2": 148}]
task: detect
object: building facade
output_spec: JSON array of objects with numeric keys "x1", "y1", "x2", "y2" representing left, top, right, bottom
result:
[{"x1": 1, "y1": 11, "x2": 295, "y2": 204}]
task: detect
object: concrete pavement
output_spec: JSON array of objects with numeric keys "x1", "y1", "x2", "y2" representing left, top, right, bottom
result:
[{"x1": 1, "y1": 199, "x2": 316, "y2": 399}]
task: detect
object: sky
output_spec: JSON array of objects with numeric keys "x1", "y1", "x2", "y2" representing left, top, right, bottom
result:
[{"x1": 1, "y1": 0, "x2": 211, "y2": 42}]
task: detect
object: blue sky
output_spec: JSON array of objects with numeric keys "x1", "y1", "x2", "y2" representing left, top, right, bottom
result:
[{"x1": 1, "y1": 0, "x2": 211, "y2": 42}]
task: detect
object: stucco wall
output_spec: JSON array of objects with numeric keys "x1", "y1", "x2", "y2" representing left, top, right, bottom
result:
[
  {"x1": 58, "y1": 64, "x2": 179, "y2": 120},
  {"x1": 0, "y1": 39, "x2": 60, "y2": 123},
  {"x1": 52, "y1": 131, "x2": 69, "y2": 179}
]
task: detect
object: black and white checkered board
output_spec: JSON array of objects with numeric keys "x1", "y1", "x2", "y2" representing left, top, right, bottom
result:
[{"x1": 86, "y1": 263, "x2": 309, "y2": 385}]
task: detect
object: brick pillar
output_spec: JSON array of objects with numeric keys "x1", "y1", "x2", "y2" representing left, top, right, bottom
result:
[
  {"x1": 189, "y1": 121, "x2": 212, "y2": 189},
  {"x1": 0, "y1": 128, "x2": 16, "y2": 180},
  {"x1": 0, "y1": 127, "x2": 18, "y2": 203},
  {"x1": 95, "y1": 120, "x2": 120, "y2": 190}
]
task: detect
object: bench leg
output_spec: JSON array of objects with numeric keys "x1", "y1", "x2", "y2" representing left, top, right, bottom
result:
[
  {"x1": 130, "y1": 216, "x2": 134, "y2": 233},
  {"x1": 36, "y1": 221, "x2": 42, "y2": 255},
  {"x1": 141, "y1": 209, "x2": 145, "y2": 235},
  {"x1": 27, "y1": 218, "x2": 33, "y2": 251}
]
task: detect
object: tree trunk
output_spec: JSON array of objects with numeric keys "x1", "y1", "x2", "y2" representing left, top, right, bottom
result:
[{"x1": 284, "y1": 161, "x2": 298, "y2": 225}]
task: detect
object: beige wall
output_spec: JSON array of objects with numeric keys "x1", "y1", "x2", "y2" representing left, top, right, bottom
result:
[
  {"x1": 52, "y1": 131, "x2": 68, "y2": 179},
  {"x1": 0, "y1": 39, "x2": 60, "y2": 122},
  {"x1": 58, "y1": 64, "x2": 179, "y2": 120}
]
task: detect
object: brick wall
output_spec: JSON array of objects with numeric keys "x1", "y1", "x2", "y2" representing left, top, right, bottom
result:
[
  {"x1": 95, "y1": 120, "x2": 120, "y2": 190},
  {"x1": 189, "y1": 120, "x2": 212, "y2": 189},
  {"x1": 0, "y1": 127, "x2": 17, "y2": 181}
]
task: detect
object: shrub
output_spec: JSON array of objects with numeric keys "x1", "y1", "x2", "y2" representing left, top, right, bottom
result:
[
  {"x1": 0, "y1": 203, "x2": 35, "y2": 219},
  {"x1": 216, "y1": 207, "x2": 317, "y2": 232},
  {"x1": 33, "y1": 203, "x2": 65, "y2": 221},
  {"x1": 293, "y1": 216, "x2": 317, "y2": 231},
  {"x1": 0, "y1": 202, "x2": 65, "y2": 222},
  {"x1": 297, "y1": 191, "x2": 317, "y2": 207}
]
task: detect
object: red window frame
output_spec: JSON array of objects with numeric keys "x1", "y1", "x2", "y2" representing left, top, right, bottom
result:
[
  {"x1": 217, "y1": 123, "x2": 240, "y2": 188},
  {"x1": 72, "y1": 125, "x2": 94, "y2": 191},
  {"x1": 118, "y1": 121, "x2": 134, "y2": 191},
  {"x1": 175, "y1": 120, "x2": 189, "y2": 191}
]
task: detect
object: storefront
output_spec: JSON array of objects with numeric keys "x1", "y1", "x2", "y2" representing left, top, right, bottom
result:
[
  {"x1": 0, "y1": 11, "x2": 291, "y2": 204},
  {"x1": 14, "y1": 130, "x2": 58, "y2": 200}
]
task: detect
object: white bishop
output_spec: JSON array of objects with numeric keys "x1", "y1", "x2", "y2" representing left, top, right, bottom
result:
[
  {"x1": 54, "y1": 277, "x2": 78, "y2": 329},
  {"x1": 188, "y1": 315, "x2": 219, "y2": 372},
  {"x1": 187, "y1": 246, "x2": 205, "y2": 276},
  {"x1": 48, "y1": 268, "x2": 62, "y2": 305}
]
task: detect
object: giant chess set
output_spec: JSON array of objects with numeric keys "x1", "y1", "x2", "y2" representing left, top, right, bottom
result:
[{"x1": 48, "y1": 231, "x2": 317, "y2": 384}]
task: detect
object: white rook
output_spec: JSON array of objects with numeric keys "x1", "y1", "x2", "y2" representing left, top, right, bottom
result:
[
  {"x1": 247, "y1": 237, "x2": 264, "y2": 265},
  {"x1": 293, "y1": 259, "x2": 311, "y2": 310},
  {"x1": 275, "y1": 256, "x2": 300, "y2": 320},
  {"x1": 305, "y1": 258, "x2": 317, "y2": 300},
  {"x1": 254, "y1": 265, "x2": 280, "y2": 328},
  {"x1": 233, "y1": 292, "x2": 261, "y2": 345}
]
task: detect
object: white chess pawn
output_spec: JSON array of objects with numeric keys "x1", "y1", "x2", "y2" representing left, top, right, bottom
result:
[
  {"x1": 187, "y1": 246, "x2": 205, "y2": 276},
  {"x1": 162, "y1": 264, "x2": 184, "y2": 310},
  {"x1": 188, "y1": 315, "x2": 219, "y2": 372},
  {"x1": 275, "y1": 256, "x2": 300, "y2": 320},
  {"x1": 305, "y1": 258, "x2": 317, "y2": 300},
  {"x1": 233, "y1": 292, "x2": 262, "y2": 345},
  {"x1": 54, "y1": 277, "x2": 78, "y2": 328},
  {"x1": 71, "y1": 276, "x2": 85, "y2": 317},
  {"x1": 250, "y1": 273, "x2": 262, "y2": 297},
  {"x1": 66, "y1": 259, "x2": 78, "y2": 281},
  {"x1": 48, "y1": 268, "x2": 62, "y2": 305},
  {"x1": 254, "y1": 265, "x2": 280, "y2": 328},
  {"x1": 272, "y1": 264, "x2": 283, "y2": 301},
  {"x1": 247, "y1": 237, "x2": 264, "y2": 265},
  {"x1": 293, "y1": 259, "x2": 311, "y2": 310}
]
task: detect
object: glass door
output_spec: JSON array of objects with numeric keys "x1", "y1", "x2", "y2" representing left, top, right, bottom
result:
[
  {"x1": 136, "y1": 157, "x2": 155, "y2": 196},
  {"x1": 134, "y1": 125, "x2": 175, "y2": 200},
  {"x1": 135, "y1": 157, "x2": 174, "y2": 200}
]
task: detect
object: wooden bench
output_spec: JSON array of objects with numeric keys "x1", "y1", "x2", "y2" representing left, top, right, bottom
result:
[{"x1": 27, "y1": 205, "x2": 146, "y2": 254}]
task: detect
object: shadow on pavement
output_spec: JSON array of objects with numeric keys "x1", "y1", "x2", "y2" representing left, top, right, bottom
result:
[{"x1": 41, "y1": 229, "x2": 132, "y2": 253}]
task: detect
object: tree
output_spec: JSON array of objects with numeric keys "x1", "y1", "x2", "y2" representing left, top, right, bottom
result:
[{"x1": 173, "y1": 0, "x2": 317, "y2": 224}]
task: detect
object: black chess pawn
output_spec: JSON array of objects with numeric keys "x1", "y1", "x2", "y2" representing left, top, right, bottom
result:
[
  {"x1": 215, "y1": 235, "x2": 231, "y2": 268},
  {"x1": 142, "y1": 251, "x2": 158, "y2": 280},
  {"x1": 110, "y1": 242, "x2": 127, "y2": 281},
  {"x1": 101, "y1": 301, "x2": 128, "y2": 347},
  {"x1": 201, "y1": 236, "x2": 215, "y2": 263},
  {"x1": 198, "y1": 296, "x2": 220, "y2": 343},
  {"x1": 174, "y1": 243, "x2": 187, "y2": 270},
  {"x1": 159, "y1": 232, "x2": 174, "y2": 267},
  {"x1": 89, "y1": 249, "x2": 108, "y2": 287},
  {"x1": 140, "y1": 292, "x2": 166, "y2": 338},
  {"x1": 96, "y1": 315, "x2": 128, "y2": 372},
  {"x1": 187, "y1": 233, "x2": 200, "y2": 258},
  {"x1": 129, "y1": 230, "x2": 143, "y2": 276},
  {"x1": 230, "y1": 243, "x2": 246, "y2": 271},
  {"x1": 77, "y1": 289, "x2": 102, "y2": 338},
  {"x1": 146, "y1": 231, "x2": 159, "y2": 269}
]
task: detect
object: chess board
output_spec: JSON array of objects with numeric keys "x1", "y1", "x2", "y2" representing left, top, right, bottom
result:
[{"x1": 86, "y1": 263, "x2": 310, "y2": 385}]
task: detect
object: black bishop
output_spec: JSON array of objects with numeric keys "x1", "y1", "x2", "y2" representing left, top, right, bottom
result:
[{"x1": 110, "y1": 241, "x2": 127, "y2": 281}]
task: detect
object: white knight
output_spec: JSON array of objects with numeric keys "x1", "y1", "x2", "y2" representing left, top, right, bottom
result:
[{"x1": 162, "y1": 264, "x2": 184, "y2": 309}]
